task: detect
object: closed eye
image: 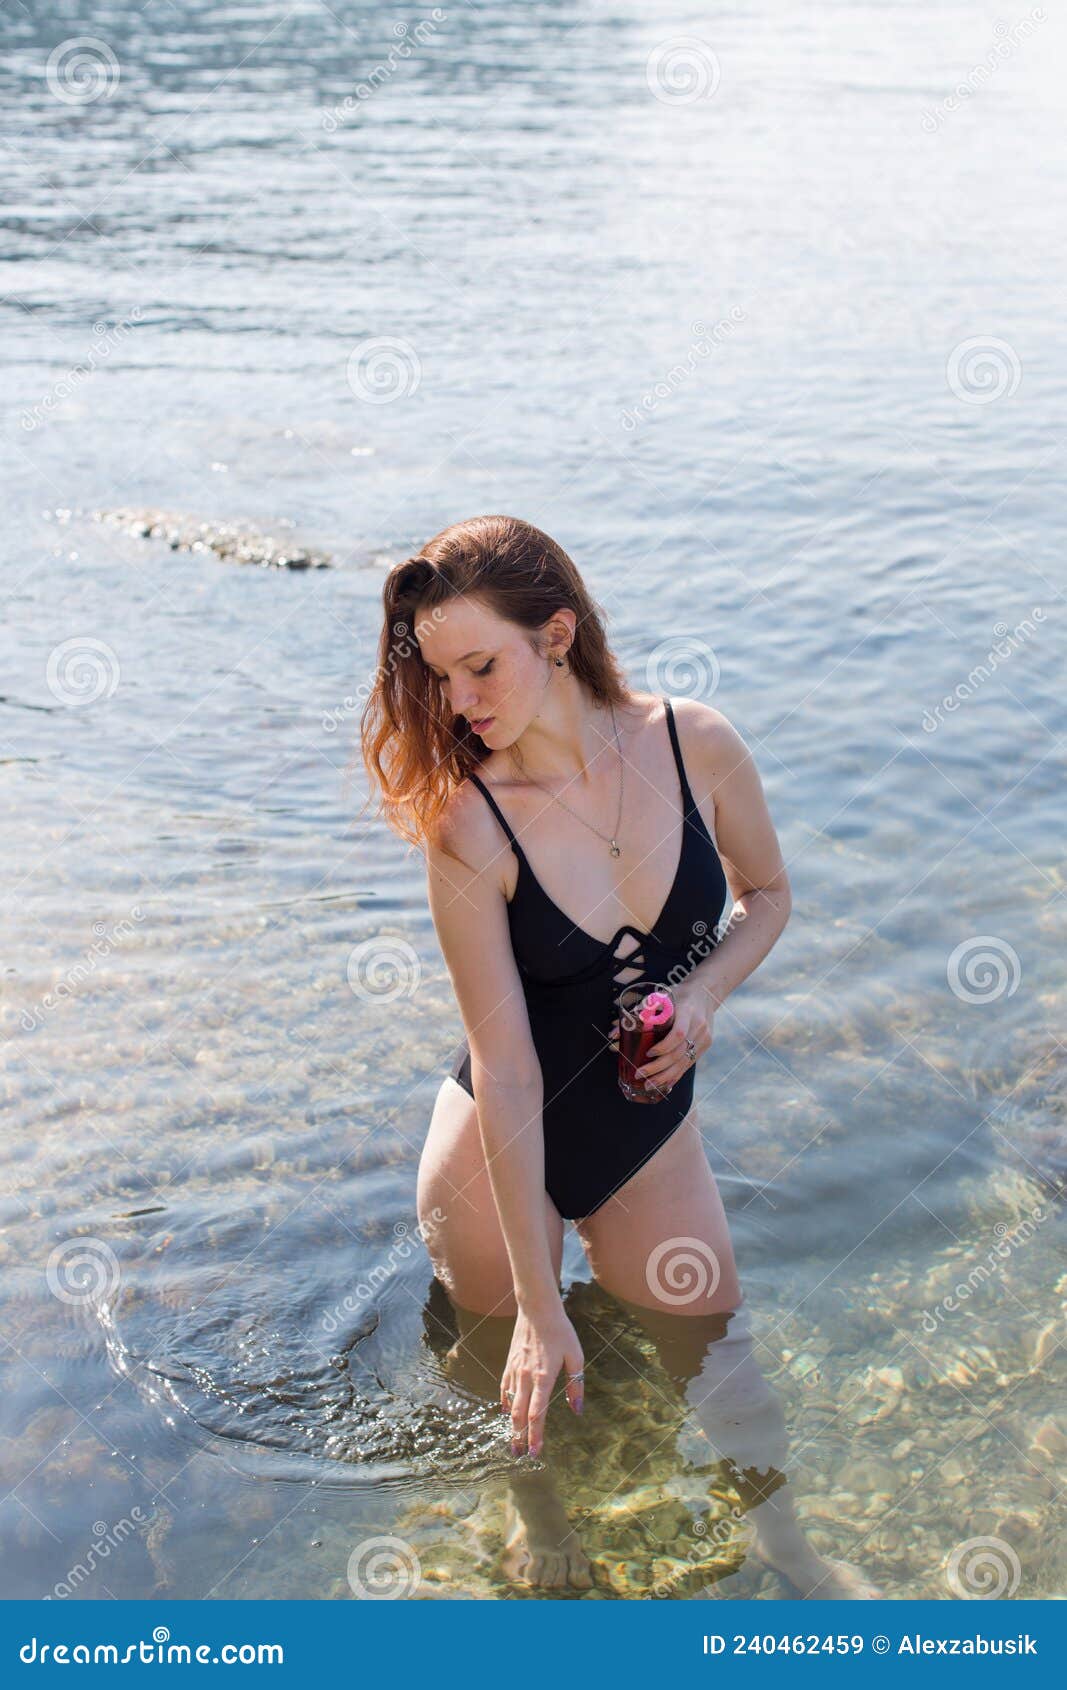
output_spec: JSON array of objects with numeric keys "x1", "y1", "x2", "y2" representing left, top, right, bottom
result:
[{"x1": 430, "y1": 659, "x2": 494, "y2": 681}]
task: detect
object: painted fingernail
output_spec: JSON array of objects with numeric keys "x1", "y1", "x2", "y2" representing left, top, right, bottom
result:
[
  {"x1": 529, "y1": 1442, "x2": 542, "y2": 1459},
  {"x1": 575, "y1": 1394, "x2": 583, "y2": 1414},
  {"x1": 511, "y1": 1439, "x2": 523, "y2": 1457}
]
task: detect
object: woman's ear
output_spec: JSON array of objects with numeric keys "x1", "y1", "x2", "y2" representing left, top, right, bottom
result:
[{"x1": 540, "y1": 607, "x2": 577, "y2": 653}]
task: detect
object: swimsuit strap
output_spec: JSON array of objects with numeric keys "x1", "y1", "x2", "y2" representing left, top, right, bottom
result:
[
  {"x1": 661, "y1": 695, "x2": 698, "y2": 816},
  {"x1": 468, "y1": 770, "x2": 525, "y2": 855}
]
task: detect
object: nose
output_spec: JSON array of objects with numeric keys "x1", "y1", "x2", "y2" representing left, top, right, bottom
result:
[{"x1": 451, "y1": 686, "x2": 481, "y2": 718}]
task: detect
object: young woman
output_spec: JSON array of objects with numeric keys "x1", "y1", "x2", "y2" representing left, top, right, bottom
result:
[{"x1": 361, "y1": 515, "x2": 877, "y2": 1598}]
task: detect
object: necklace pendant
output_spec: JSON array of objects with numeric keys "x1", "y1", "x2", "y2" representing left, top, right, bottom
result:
[{"x1": 610, "y1": 840, "x2": 620, "y2": 857}]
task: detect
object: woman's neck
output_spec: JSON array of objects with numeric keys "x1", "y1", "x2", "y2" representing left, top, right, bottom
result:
[{"x1": 506, "y1": 685, "x2": 638, "y2": 787}]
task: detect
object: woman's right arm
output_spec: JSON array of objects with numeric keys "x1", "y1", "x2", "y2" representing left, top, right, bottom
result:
[{"x1": 425, "y1": 783, "x2": 584, "y2": 1453}]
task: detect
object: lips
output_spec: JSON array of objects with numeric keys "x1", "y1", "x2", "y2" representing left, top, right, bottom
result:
[{"x1": 469, "y1": 716, "x2": 493, "y2": 733}]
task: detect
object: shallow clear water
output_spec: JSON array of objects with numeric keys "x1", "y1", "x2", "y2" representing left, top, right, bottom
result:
[{"x1": 1, "y1": 0, "x2": 1064, "y2": 1600}]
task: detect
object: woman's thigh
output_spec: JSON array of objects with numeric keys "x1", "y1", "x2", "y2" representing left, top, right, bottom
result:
[
  {"x1": 573, "y1": 1112, "x2": 742, "y2": 1315},
  {"x1": 416, "y1": 1075, "x2": 565, "y2": 1317}
]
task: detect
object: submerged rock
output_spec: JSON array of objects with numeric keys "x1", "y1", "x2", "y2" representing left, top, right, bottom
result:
[{"x1": 94, "y1": 507, "x2": 332, "y2": 570}]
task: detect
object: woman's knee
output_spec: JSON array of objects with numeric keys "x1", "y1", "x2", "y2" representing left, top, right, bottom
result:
[{"x1": 434, "y1": 1255, "x2": 520, "y2": 1318}]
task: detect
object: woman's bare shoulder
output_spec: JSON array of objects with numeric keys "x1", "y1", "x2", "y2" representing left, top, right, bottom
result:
[
  {"x1": 426, "y1": 773, "x2": 503, "y2": 879},
  {"x1": 667, "y1": 694, "x2": 746, "y2": 766}
]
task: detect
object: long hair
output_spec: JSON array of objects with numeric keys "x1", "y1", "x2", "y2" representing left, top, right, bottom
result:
[{"x1": 359, "y1": 515, "x2": 630, "y2": 850}]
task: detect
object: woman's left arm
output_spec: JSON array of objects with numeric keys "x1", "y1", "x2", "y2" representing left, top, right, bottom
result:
[
  {"x1": 613, "y1": 705, "x2": 792, "y2": 1092},
  {"x1": 681, "y1": 703, "x2": 792, "y2": 1013}
]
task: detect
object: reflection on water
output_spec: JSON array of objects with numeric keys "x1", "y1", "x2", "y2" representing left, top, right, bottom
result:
[{"x1": 2, "y1": 0, "x2": 1065, "y2": 1600}]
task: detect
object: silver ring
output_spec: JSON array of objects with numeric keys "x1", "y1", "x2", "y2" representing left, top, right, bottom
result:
[
  {"x1": 566, "y1": 1370, "x2": 585, "y2": 1381},
  {"x1": 503, "y1": 1387, "x2": 514, "y2": 1400},
  {"x1": 684, "y1": 1037, "x2": 696, "y2": 1063}
]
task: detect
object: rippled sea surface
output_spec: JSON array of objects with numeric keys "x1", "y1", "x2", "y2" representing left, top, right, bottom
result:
[{"x1": 2, "y1": 0, "x2": 1065, "y2": 1600}]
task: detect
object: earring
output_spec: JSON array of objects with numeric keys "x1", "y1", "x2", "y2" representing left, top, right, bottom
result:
[{"x1": 554, "y1": 656, "x2": 565, "y2": 666}]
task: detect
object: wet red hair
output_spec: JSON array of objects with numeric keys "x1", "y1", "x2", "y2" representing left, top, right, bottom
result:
[{"x1": 358, "y1": 515, "x2": 630, "y2": 850}]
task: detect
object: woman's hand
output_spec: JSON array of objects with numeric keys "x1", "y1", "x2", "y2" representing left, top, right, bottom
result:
[
  {"x1": 607, "y1": 980, "x2": 716, "y2": 1096},
  {"x1": 501, "y1": 1304, "x2": 584, "y2": 1459}
]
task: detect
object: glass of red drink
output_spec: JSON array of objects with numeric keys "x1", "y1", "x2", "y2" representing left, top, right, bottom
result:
[{"x1": 615, "y1": 980, "x2": 676, "y2": 1103}]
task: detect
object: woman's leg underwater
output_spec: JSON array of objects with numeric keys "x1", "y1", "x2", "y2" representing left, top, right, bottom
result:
[
  {"x1": 575, "y1": 1115, "x2": 881, "y2": 1599},
  {"x1": 416, "y1": 1077, "x2": 592, "y2": 1589}
]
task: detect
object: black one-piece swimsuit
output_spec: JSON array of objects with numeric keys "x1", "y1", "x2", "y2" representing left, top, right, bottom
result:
[{"x1": 447, "y1": 695, "x2": 729, "y2": 1221}]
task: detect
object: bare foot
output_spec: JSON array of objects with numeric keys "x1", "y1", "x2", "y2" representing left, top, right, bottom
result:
[
  {"x1": 500, "y1": 1479, "x2": 594, "y2": 1590},
  {"x1": 755, "y1": 1540, "x2": 882, "y2": 1599}
]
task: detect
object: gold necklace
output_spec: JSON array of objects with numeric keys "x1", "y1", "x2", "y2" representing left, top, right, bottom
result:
[{"x1": 521, "y1": 702, "x2": 624, "y2": 856}]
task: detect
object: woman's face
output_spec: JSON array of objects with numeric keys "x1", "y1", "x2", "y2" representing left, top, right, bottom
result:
[{"x1": 414, "y1": 596, "x2": 556, "y2": 743}]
